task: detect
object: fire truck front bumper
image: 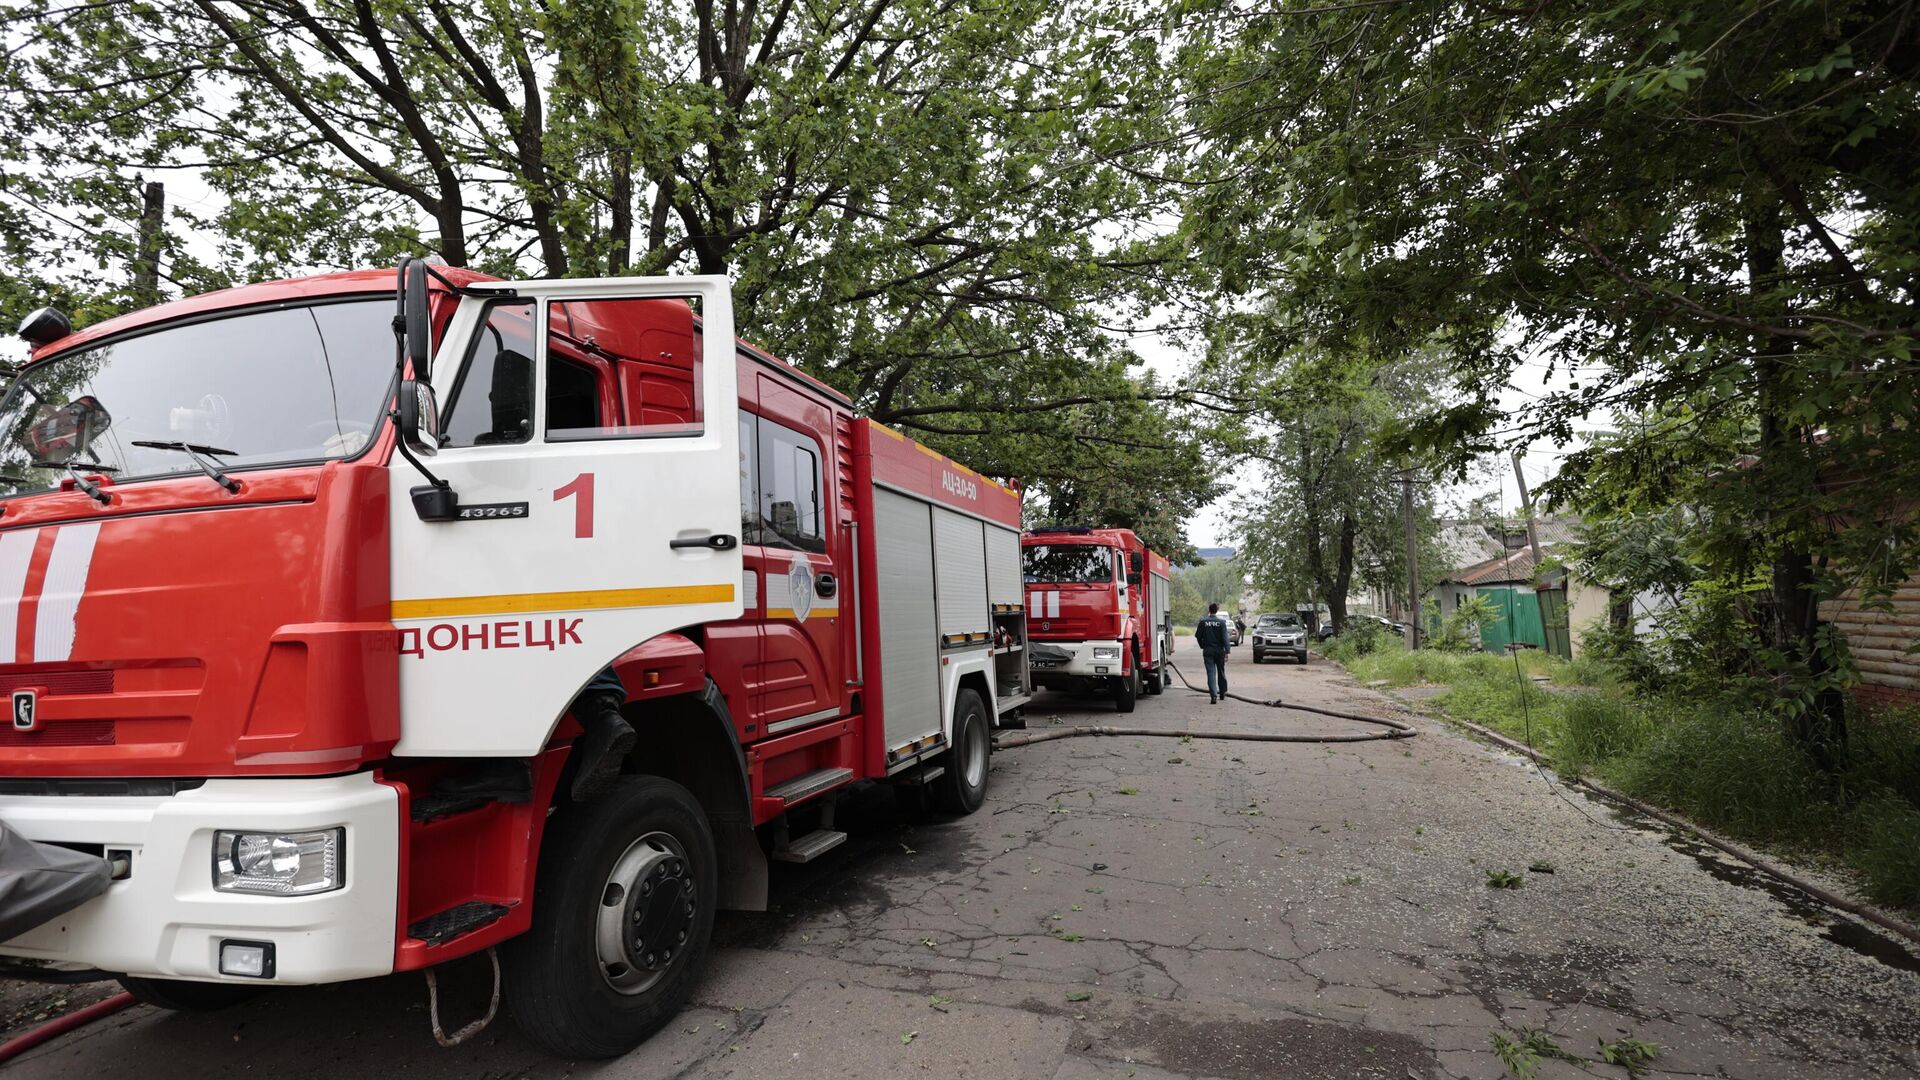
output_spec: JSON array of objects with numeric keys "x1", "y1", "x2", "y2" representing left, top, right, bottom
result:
[
  {"x1": 0, "y1": 773, "x2": 398, "y2": 985},
  {"x1": 1028, "y1": 640, "x2": 1128, "y2": 687}
]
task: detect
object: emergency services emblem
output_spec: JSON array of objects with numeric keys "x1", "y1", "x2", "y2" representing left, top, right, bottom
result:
[
  {"x1": 788, "y1": 560, "x2": 815, "y2": 621},
  {"x1": 11, "y1": 689, "x2": 36, "y2": 732}
]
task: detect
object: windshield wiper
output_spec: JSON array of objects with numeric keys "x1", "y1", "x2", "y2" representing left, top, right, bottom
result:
[
  {"x1": 130, "y1": 440, "x2": 240, "y2": 493},
  {"x1": 30, "y1": 459, "x2": 117, "y2": 504}
]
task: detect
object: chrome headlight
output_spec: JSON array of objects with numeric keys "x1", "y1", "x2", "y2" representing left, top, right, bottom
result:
[
  {"x1": 1091, "y1": 646, "x2": 1120, "y2": 660},
  {"x1": 214, "y1": 829, "x2": 344, "y2": 895}
]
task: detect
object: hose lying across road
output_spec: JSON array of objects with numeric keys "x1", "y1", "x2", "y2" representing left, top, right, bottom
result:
[
  {"x1": 993, "y1": 660, "x2": 1418, "y2": 749},
  {"x1": 0, "y1": 991, "x2": 134, "y2": 1065}
]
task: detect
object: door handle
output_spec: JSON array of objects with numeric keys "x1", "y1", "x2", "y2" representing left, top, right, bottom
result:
[
  {"x1": 816, "y1": 572, "x2": 837, "y2": 598},
  {"x1": 669, "y1": 533, "x2": 738, "y2": 551}
]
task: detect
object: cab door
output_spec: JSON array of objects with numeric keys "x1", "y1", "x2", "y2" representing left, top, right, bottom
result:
[
  {"x1": 389, "y1": 276, "x2": 743, "y2": 757},
  {"x1": 743, "y1": 372, "x2": 842, "y2": 734}
]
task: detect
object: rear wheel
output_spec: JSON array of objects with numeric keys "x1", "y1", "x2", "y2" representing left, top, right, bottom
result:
[
  {"x1": 1113, "y1": 667, "x2": 1139, "y2": 713},
  {"x1": 504, "y1": 776, "x2": 716, "y2": 1059},
  {"x1": 119, "y1": 977, "x2": 259, "y2": 1012},
  {"x1": 933, "y1": 689, "x2": 991, "y2": 814}
]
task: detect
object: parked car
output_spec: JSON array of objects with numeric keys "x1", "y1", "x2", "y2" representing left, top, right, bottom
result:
[
  {"x1": 1229, "y1": 617, "x2": 1244, "y2": 646},
  {"x1": 1251, "y1": 612, "x2": 1309, "y2": 664},
  {"x1": 1317, "y1": 614, "x2": 1406, "y2": 641}
]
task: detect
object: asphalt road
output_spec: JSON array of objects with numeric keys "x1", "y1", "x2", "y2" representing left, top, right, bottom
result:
[{"x1": 8, "y1": 648, "x2": 1919, "y2": 1078}]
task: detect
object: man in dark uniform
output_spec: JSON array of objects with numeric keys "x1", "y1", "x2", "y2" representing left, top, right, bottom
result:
[{"x1": 1196, "y1": 603, "x2": 1233, "y2": 704}]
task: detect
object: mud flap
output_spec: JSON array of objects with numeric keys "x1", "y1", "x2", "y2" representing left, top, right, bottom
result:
[{"x1": 0, "y1": 821, "x2": 111, "y2": 942}]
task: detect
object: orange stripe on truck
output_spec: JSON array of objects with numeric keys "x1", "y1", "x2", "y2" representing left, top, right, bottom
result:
[{"x1": 392, "y1": 584, "x2": 735, "y2": 620}]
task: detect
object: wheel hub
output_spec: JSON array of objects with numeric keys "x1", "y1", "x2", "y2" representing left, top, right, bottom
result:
[{"x1": 595, "y1": 832, "x2": 697, "y2": 995}]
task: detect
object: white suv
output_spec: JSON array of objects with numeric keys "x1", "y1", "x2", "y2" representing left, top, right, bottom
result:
[{"x1": 1251, "y1": 613, "x2": 1309, "y2": 664}]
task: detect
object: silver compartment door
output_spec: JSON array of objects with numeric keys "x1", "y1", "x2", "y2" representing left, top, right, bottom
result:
[
  {"x1": 932, "y1": 508, "x2": 989, "y2": 641},
  {"x1": 874, "y1": 489, "x2": 941, "y2": 749}
]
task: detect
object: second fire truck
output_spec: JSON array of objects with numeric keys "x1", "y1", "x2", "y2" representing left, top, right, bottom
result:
[{"x1": 1020, "y1": 526, "x2": 1172, "y2": 712}]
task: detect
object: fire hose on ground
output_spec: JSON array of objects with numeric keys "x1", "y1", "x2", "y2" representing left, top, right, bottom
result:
[
  {"x1": 993, "y1": 659, "x2": 1419, "y2": 749},
  {"x1": 0, "y1": 990, "x2": 134, "y2": 1065}
]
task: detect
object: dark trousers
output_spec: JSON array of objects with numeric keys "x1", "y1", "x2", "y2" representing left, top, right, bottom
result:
[
  {"x1": 1203, "y1": 650, "x2": 1228, "y2": 699},
  {"x1": 583, "y1": 667, "x2": 625, "y2": 699}
]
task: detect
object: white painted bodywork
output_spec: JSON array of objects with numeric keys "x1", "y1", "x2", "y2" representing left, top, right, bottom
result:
[
  {"x1": 1029, "y1": 639, "x2": 1127, "y2": 679},
  {"x1": 0, "y1": 774, "x2": 400, "y2": 983},
  {"x1": 389, "y1": 276, "x2": 745, "y2": 757}
]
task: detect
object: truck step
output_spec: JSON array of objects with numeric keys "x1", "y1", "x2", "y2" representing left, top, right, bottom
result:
[
  {"x1": 409, "y1": 901, "x2": 511, "y2": 947},
  {"x1": 409, "y1": 792, "x2": 492, "y2": 823},
  {"x1": 765, "y1": 767, "x2": 853, "y2": 805},
  {"x1": 894, "y1": 764, "x2": 946, "y2": 786},
  {"x1": 772, "y1": 829, "x2": 848, "y2": 864}
]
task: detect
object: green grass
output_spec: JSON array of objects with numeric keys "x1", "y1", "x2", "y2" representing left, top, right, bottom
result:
[{"x1": 1337, "y1": 643, "x2": 1920, "y2": 913}]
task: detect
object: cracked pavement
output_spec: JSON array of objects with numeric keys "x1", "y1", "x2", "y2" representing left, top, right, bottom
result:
[{"x1": 8, "y1": 650, "x2": 1918, "y2": 1078}]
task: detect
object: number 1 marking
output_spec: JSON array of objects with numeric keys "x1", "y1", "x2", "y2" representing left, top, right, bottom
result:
[{"x1": 555, "y1": 472, "x2": 594, "y2": 538}]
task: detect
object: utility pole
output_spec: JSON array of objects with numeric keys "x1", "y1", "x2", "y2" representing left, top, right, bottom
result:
[
  {"x1": 1512, "y1": 451, "x2": 1568, "y2": 659},
  {"x1": 1510, "y1": 452, "x2": 1544, "y2": 565},
  {"x1": 1401, "y1": 469, "x2": 1420, "y2": 650},
  {"x1": 133, "y1": 180, "x2": 164, "y2": 305}
]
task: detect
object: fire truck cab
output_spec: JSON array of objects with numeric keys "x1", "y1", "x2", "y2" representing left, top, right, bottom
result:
[
  {"x1": 1021, "y1": 527, "x2": 1172, "y2": 712},
  {"x1": 0, "y1": 264, "x2": 1027, "y2": 1059}
]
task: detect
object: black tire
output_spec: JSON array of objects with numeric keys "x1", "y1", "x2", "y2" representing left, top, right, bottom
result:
[
  {"x1": 932, "y1": 689, "x2": 991, "y2": 814},
  {"x1": 1252, "y1": 653, "x2": 1264, "y2": 664},
  {"x1": 504, "y1": 775, "x2": 717, "y2": 1059},
  {"x1": 1113, "y1": 668, "x2": 1139, "y2": 714},
  {"x1": 119, "y1": 976, "x2": 259, "y2": 1012},
  {"x1": 1142, "y1": 668, "x2": 1161, "y2": 696}
]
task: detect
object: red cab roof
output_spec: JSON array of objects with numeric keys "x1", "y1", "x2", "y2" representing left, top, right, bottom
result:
[{"x1": 28, "y1": 268, "x2": 855, "y2": 406}]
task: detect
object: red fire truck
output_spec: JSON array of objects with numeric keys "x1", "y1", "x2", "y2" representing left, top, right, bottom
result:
[
  {"x1": 0, "y1": 262, "x2": 1030, "y2": 1058},
  {"x1": 1021, "y1": 527, "x2": 1172, "y2": 712}
]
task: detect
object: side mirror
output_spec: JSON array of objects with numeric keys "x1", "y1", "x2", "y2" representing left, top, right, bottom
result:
[
  {"x1": 405, "y1": 263, "x2": 431, "y2": 380},
  {"x1": 1129, "y1": 552, "x2": 1143, "y2": 575},
  {"x1": 1127, "y1": 572, "x2": 1142, "y2": 587},
  {"x1": 397, "y1": 378, "x2": 442, "y2": 457}
]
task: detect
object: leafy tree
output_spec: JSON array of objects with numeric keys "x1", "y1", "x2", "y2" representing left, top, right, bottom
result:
[
  {"x1": 1219, "y1": 326, "x2": 1444, "y2": 633},
  {"x1": 1180, "y1": 0, "x2": 1920, "y2": 757},
  {"x1": 1, "y1": 0, "x2": 1225, "y2": 541},
  {"x1": 1169, "y1": 554, "x2": 1246, "y2": 626}
]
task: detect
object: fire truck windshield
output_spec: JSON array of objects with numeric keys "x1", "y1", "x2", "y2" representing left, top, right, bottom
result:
[
  {"x1": 0, "y1": 299, "x2": 395, "y2": 498},
  {"x1": 1022, "y1": 544, "x2": 1114, "y2": 584}
]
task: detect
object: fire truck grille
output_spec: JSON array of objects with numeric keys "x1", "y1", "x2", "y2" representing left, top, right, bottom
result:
[
  {"x1": 0, "y1": 720, "x2": 115, "y2": 746},
  {"x1": 0, "y1": 671, "x2": 115, "y2": 696}
]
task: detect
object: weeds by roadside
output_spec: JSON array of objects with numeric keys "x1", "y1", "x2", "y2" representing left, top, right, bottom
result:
[{"x1": 1340, "y1": 643, "x2": 1920, "y2": 913}]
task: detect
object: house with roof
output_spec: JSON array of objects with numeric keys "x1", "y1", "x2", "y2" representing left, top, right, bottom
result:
[{"x1": 1428, "y1": 516, "x2": 1672, "y2": 657}]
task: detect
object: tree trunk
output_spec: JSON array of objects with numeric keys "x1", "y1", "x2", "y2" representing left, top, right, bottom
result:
[
  {"x1": 1746, "y1": 191, "x2": 1845, "y2": 764},
  {"x1": 132, "y1": 180, "x2": 163, "y2": 305},
  {"x1": 435, "y1": 203, "x2": 469, "y2": 267},
  {"x1": 1328, "y1": 510, "x2": 1356, "y2": 633},
  {"x1": 609, "y1": 149, "x2": 633, "y2": 274},
  {"x1": 1300, "y1": 440, "x2": 1326, "y2": 632}
]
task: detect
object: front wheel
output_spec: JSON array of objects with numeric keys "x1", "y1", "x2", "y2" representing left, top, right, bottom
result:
[
  {"x1": 1113, "y1": 668, "x2": 1139, "y2": 713},
  {"x1": 933, "y1": 689, "x2": 991, "y2": 814},
  {"x1": 504, "y1": 776, "x2": 717, "y2": 1059}
]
